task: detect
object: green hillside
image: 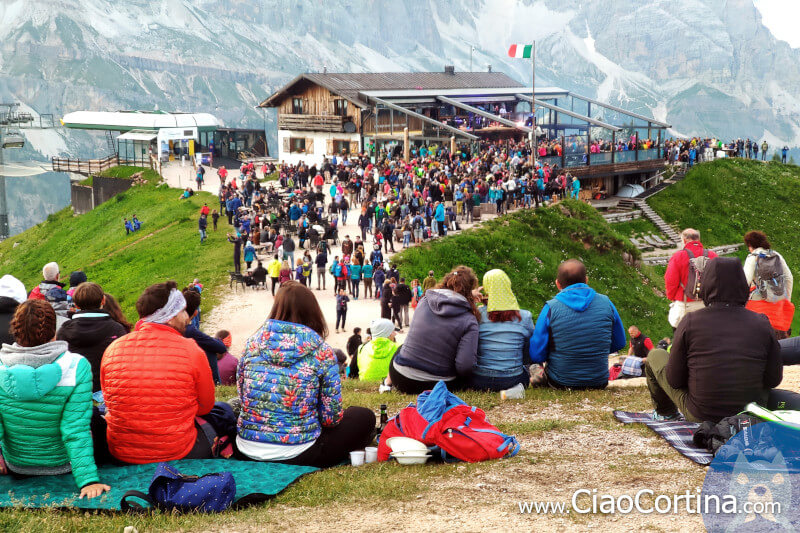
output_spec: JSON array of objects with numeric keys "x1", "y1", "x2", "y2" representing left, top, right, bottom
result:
[
  {"x1": 0, "y1": 170, "x2": 230, "y2": 323},
  {"x1": 394, "y1": 200, "x2": 672, "y2": 341},
  {"x1": 647, "y1": 158, "x2": 800, "y2": 331}
]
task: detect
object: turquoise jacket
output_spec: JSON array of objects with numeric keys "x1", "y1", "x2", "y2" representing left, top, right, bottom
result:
[{"x1": 0, "y1": 341, "x2": 98, "y2": 488}]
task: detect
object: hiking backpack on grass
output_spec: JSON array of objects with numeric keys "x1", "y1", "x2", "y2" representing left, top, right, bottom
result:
[
  {"x1": 751, "y1": 250, "x2": 786, "y2": 302},
  {"x1": 377, "y1": 382, "x2": 519, "y2": 463},
  {"x1": 683, "y1": 248, "x2": 710, "y2": 300}
]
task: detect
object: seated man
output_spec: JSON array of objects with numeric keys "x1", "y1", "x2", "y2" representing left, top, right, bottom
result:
[
  {"x1": 529, "y1": 259, "x2": 626, "y2": 389},
  {"x1": 646, "y1": 257, "x2": 792, "y2": 422},
  {"x1": 101, "y1": 281, "x2": 235, "y2": 464}
]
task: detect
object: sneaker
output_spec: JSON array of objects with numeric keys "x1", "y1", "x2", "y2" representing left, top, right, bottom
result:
[
  {"x1": 651, "y1": 410, "x2": 683, "y2": 421},
  {"x1": 379, "y1": 383, "x2": 392, "y2": 394}
]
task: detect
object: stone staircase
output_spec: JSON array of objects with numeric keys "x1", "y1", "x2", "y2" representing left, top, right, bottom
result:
[{"x1": 634, "y1": 199, "x2": 681, "y2": 244}]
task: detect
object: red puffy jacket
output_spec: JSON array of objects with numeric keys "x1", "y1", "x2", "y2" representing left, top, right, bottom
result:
[
  {"x1": 664, "y1": 241, "x2": 717, "y2": 302},
  {"x1": 101, "y1": 321, "x2": 215, "y2": 464}
]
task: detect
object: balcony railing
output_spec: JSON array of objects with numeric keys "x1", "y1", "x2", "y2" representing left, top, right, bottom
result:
[{"x1": 278, "y1": 114, "x2": 348, "y2": 133}]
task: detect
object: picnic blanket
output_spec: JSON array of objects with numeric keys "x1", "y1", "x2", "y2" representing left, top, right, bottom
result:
[
  {"x1": 0, "y1": 459, "x2": 317, "y2": 510},
  {"x1": 613, "y1": 410, "x2": 713, "y2": 465}
]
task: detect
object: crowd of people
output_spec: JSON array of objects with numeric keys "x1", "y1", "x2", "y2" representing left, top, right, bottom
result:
[{"x1": 3, "y1": 139, "x2": 800, "y2": 501}]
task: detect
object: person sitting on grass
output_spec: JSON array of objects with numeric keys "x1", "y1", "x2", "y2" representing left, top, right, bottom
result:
[
  {"x1": 56, "y1": 282, "x2": 128, "y2": 393},
  {"x1": 388, "y1": 266, "x2": 480, "y2": 394},
  {"x1": 529, "y1": 259, "x2": 626, "y2": 390},
  {"x1": 214, "y1": 330, "x2": 237, "y2": 386},
  {"x1": 357, "y1": 318, "x2": 399, "y2": 382},
  {"x1": 646, "y1": 257, "x2": 800, "y2": 421},
  {"x1": 468, "y1": 269, "x2": 534, "y2": 392},
  {"x1": 101, "y1": 281, "x2": 235, "y2": 464},
  {"x1": 0, "y1": 300, "x2": 110, "y2": 499},
  {"x1": 182, "y1": 288, "x2": 226, "y2": 385},
  {"x1": 236, "y1": 281, "x2": 375, "y2": 468}
]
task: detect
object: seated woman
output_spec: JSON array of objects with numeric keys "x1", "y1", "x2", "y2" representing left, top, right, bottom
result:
[
  {"x1": 237, "y1": 281, "x2": 375, "y2": 468},
  {"x1": 357, "y1": 318, "x2": 398, "y2": 382},
  {"x1": 0, "y1": 300, "x2": 109, "y2": 498},
  {"x1": 467, "y1": 269, "x2": 535, "y2": 391},
  {"x1": 388, "y1": 266, "x2": 480, "y2": 394}
]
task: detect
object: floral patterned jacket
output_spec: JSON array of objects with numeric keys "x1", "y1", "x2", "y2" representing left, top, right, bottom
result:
[{"x1": 237, "y1": 319, "x2": 343, "y2": 446}]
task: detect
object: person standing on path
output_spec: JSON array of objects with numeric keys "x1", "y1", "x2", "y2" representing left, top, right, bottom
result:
[
  {"x1": 227, "y1": 233, "x2": 243, "y2": 273},
  {"x1": 282, "y1": 234, "x2": 296, "y2": 267},
  {"x1": 422, "y1": 271, "x2": 437, "y2": 293},
  {"x1": 396, "y1": 278, "x2": 412, "y2": 328},
  {"x1": 315, "y1": 248, "x2": 328, "y2": 291},
  {"x1": 199, "y1": 214, "x2": 207, "y2": 244},
  {"x1": 362, "y1": 261, "x2": 374, "y2": 299},
  {"x1": 335, "y1": 288, "x2": 349, "y2": 333},
  {"x1": 266, "y1": 254, "x2": 281, "y2": 296}
]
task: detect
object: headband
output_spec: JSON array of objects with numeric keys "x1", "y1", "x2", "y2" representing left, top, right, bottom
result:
[{"x1": 142, "y1": 289, "x2": 186, "y2": 324}]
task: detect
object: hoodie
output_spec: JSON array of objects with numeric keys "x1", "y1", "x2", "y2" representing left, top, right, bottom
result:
[
  {"x1": 667, "y1": 257, "x2": 782, "y2": 422},
  {"x1": 0, "y1": 341, "x2": 98, "y2": 488},
  {"x1": 529, "y1": 283, "x2": 626, "y2": 388},
  {"x1": 238, "y1": 320, "x2": 343, "y2": 446},
  {"x1": 393, "y1": 289, "x2": 479, "y2": 378}
]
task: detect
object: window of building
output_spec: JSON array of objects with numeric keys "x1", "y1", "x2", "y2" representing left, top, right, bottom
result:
[
  {"x1": 292, "y1": 98, "x2": 303, "y2": 114},
  {"x1": 332, "y1": 139, "x2": 350, "y2": 154},
  {"x1": 290, "y1": 137, "x2": 306, "y2": 153},
  {"x1": 334, "y1": 99, "x2": 348, "y2": 117}
]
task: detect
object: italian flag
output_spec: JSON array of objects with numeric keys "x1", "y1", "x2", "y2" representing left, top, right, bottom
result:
[{"x1": 507, "y1": 44, "x2": 534, "y2": 58}]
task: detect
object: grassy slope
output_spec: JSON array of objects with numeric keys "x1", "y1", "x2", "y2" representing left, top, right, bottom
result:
[
  {"x1": 0, "y1": 176, "x2": 230, "y2": 323},
  {"x1": 648, "y1": 158, "x2": 800, "y2": 331},
  {"x1": 394, "y1": 200, "x2": 672, "y2": 341}
]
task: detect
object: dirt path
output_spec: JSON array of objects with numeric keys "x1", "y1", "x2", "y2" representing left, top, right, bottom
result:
[{"x1": 203, "y1": 204, "x2": 490, "y2": 357}]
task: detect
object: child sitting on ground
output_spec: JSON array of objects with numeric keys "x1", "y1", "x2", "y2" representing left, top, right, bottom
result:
[
  {"x1": 357, "y1": 318, "x2": 399, "y2": 382},
  {"x1": 214, "y1": 330, "x2": 238, "y2": 386}
]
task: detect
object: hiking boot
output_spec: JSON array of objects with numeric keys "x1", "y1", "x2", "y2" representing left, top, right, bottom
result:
[{"x1": 651, "y1": 410, "x2": 683, "y2": 421}]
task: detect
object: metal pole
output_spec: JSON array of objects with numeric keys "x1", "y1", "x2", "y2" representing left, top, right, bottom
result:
[{"x1": 531, "y1": 41, "x2": 536, "y2": 168}]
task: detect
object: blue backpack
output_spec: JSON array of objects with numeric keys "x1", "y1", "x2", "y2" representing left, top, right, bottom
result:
[{"x1": 121, "y1": 463, "x2": 236, "y2": 513}]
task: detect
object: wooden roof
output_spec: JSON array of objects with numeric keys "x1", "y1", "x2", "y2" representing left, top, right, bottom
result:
[{"x1": 260, "y1": 71, "x2": 524, "y2": 109}]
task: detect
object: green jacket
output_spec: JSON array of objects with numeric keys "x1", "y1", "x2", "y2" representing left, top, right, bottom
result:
[
  {"x1": 0, "y1": 341, "x2": 98, "y2": 489},
  {"x1": 357, "y1": 337, "x2": 399, "y2": 382}
]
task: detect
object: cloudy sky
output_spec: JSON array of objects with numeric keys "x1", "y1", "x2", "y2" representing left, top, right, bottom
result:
[{"x1": 754, "y1": 0, "x2": 800, "y2": 47}]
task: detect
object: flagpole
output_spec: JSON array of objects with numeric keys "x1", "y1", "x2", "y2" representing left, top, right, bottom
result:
[{"x1": 531, "y1": 41, "x2": 536, "y2": 168}]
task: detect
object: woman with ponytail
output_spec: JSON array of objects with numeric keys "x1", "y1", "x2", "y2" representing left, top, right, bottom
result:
[{"x1": 389, "y1": 266, "x2": 480, "y2": 394}]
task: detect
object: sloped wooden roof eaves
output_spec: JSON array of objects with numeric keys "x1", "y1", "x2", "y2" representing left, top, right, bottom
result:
[{"x1": 259, "y1": 72, "x2": 525, "y2": 109}]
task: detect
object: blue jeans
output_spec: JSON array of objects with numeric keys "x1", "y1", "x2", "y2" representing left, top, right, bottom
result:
[
  {"x1": 200, "y1": 229, "x2": 207, "y2": 242},
  {"x1": 466, "y1": 370, "x2": 529, "y2": 392},
  {"x1": 351, "y1": 279, "x2": 360, "y2": 299},
  {"x1": 403, "y1": 231, "x2": 411, "y2": 247},
  {"x1": 283, "y1": 251, "x2": 294, "y2": 266}
]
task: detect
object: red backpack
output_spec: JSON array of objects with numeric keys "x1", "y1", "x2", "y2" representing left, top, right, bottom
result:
[{"x1": 378, "y1": 384, "x2": 519, "y2": 463}]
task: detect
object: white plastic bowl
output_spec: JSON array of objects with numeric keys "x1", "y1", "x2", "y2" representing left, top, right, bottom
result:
[
  {"x1": 385, "y1": 436, "x2": 428, "y2": 454},
  {"x1": 391, "y1": 453, "x2": 431, "y2": 465},
  {"x1": 390, "y1": 450, "x2": 431, "y2": 458}
]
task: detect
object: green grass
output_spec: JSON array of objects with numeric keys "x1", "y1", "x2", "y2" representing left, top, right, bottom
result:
[
  {"x1": 0, "y1": 382, "x2": 661, "y2": 532},
  {"x1": 393, "y1": 200, "x2": 672, "y2": 341},
  {"x1": 97, "y1": 165, "x2": 162, "y2": 185},
  {"x1": 648, "y1": 158, "x2": 800, "y2": 330},
  {"x1": 0, "y1": 170, "x2": 229, "y2": 323},
  {"x1": 610, "y1": 217, "x2": 663, "y2": 239}
]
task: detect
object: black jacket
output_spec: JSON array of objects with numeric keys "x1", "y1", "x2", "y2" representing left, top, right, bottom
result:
[
  {"x1": 396, "y1": 283, "x2": 413, "y2": 306},
  {"x1": 0, "y1": 297, "x2": 19, "y2": 346},
  {"x1": 56, "y1": 309, "x2": 129, "y2": 392},
  {"x1": 667, "y1": 257, "x2": 782, "y2": 422}
]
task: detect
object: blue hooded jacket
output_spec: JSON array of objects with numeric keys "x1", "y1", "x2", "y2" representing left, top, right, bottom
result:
[{"x1": 529, "y1": 283, "x2": 625, "y2": 388}]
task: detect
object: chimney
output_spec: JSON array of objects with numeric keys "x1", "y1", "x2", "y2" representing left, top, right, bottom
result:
[
  {"x1": 323, "y1": 65, "x2": 328, "y2": 74},
  {"x1": 487, "y1": 64, "x2": 492, "y2": 73},
  {"x1": 444, "y1": 65, "x2": 455, "y2": 75}
]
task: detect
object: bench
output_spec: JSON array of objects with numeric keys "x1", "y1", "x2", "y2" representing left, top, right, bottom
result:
[{"x1": 229, "y1": 271, "x2": 247, "y2": 291}]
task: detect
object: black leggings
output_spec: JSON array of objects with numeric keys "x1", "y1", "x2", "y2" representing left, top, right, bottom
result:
[
  {"x1": 768, "y1": 389, "x2": 800, "y2": 410},
  {"x1": 779, "y1": 336, "x2": 800, "y2": 365},
  {"x1": 388, "y1": 358, "x2": 455, "y2": 395},
  {"x1": 275, "y1": 407, "x2": 376, "y2": 468}
]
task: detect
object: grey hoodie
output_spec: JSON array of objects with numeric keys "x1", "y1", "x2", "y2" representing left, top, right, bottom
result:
[{"x1": 394, "y1": 289, "x2": 479, "y2": 378}]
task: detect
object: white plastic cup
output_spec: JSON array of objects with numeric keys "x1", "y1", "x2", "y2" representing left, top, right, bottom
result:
[
  {"x1": 365, "y1": 446, "x2": 378, "y2": 463},
  {"x1": 350, "y1": 450, "x2": 366, "y2": 466}
]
